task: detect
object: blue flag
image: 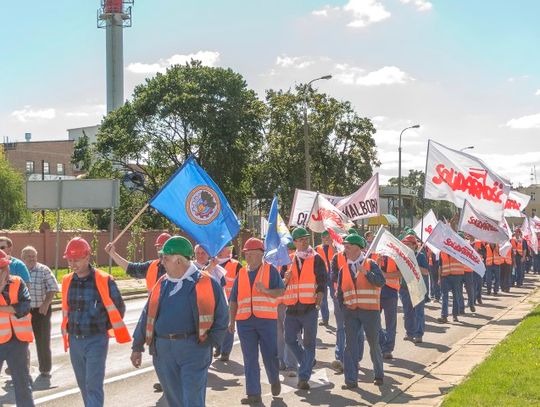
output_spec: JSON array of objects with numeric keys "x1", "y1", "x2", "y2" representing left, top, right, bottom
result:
[
  {"x1": 264, "y1": 196, "x2": 293, "y2": 267},
  {"x1": 149, "y1": 156, "x2": 240, "y2": 257}
]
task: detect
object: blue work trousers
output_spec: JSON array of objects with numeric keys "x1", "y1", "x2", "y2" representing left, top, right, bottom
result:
[
  {"x1": 319, "y1": 283, "x2": 330, "y2": 323},
  {"x1": 220, "y1": 330, "x2": 235, "y2": 356},
  {"x1": 534, "y1": 254, "x2": 540, "y2": 274},
  {"x1": 399, "y1": 286, "x2": 419, "y2": 337},
  {"x1": 462, "y1": 272, "x2": 475, "y2": 310},
  {"x1": 343, "y1": 308, "x2": 383, "y2": 383},
  {"x1": 69, "y1": 333, "x2": 109, "y2": 407},
  {"x1": 379, "y1": 286, "x2": 398, "y2": 353},
  {"x1": 515, "y1": 257, "x2": 524, "y2": 286},
  {"x1": 429, "y1": 265, "x2": 441, "y2": 300},
  {"x1": 277, "y1": 304, "x2": 297, "y2": 369},
  {"x1": 485, "y1": 265, "x2": 500, "y2": 294},
  {"x1": 441, "y1": 275, "x2": 464, "y2": 318},
  {"x1": 0, "y1": 338, "x2": 34, "y2": 407},
  {"x1": 284, "y1": 308, "x2": 318, "y2": 381},
  {"x1": 153, "y1": 336, "x2": 212, "y2": 407},
  {"x1": 237, "y1": 317, "x2": 280, "y2": 396},
  {"x1": 474, "y1": 271, "x2": 484, "y2": 300}
]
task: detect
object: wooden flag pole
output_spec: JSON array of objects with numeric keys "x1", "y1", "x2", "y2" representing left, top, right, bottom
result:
[{"x1": 111, "y1": 203, "x2": 150, "y2": 245}]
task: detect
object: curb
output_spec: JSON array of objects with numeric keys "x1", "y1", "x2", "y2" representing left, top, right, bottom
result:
[{"x1": 374, "y1": 277, "x2": 540, "y2": 407}]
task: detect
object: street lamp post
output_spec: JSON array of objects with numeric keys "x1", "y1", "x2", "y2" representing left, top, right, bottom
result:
[
  {"x1": 398, "y1": 124, "x2": 420, "y2": 230},
  {"x1": 303, "y1": 75, "x2": 332, "y2": 190}
]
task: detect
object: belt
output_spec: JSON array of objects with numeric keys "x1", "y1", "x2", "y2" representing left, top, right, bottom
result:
[{"x1": 156, "y1": 333, "x2": 196, "y2": 340}]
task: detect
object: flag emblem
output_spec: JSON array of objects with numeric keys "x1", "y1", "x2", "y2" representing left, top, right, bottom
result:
[{"x1": 186, "y1": 186, "x2": 221, "y2": 225}]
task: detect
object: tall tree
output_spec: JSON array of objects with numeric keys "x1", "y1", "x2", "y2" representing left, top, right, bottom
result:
[
  {"x1": 87, "y1": 61, "x2": 266, "y2": 228},
  {"x1": 253, "y1": 86, "x2": 380, "y2": 217},
  {"x1": 0, "y1": 146, "x2": 28, "y2": 228}
]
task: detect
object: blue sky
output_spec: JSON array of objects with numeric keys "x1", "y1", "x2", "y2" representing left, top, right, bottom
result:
[{"x1": 1, "y1": 0, "x2": 539, "y2": 186}]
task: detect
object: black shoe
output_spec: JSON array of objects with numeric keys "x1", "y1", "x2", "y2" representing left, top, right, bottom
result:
[
  {"x1": 453, "y1": 316, "x2": 459, "y2": 322},
  {"x1": 219, "y1": 353, "x2": 229, "y2": 362},
  {"x1": 437, "y1": 317, "x2": 448, "y2": 324},
  {"x1": 374, "y1": 377, "x2": 384, "y2": 386},
  {"x1": 271, "y1": 382, "x2": 281, "y2": 396},
  {"x1": 413, "y1": 337, "x2": 423, "y2": 344},
  {"x1": 241, "y1": 395, "x2": 262, "y2": 405},
  {"x1": 470, "y1": 305, "x2": 476, "y2": 312},
  {"x1": 341, "y1": 382, "x2": 358, "y2": 390},
  {"x1": 297, "y1": 380, "x2": 310, "y2": 390},
  {"x1": 382, "y1": 352, "x2": 393, "y2": 360},
  {"x1": 319, "y1": 320, "x2": 329, "y2": 326},
  {"x1": 477, "y1": 298, "x2": 483, "y2": 305},
  {"x1": 153, "y1": 382, "x2": 163, "y2": 392},
  {"x1": 213, "y1": 349, "x2": 221, "y2": 358},
  {"x1": 403, "y1": 335, "x2": 414, "y2": 341}
]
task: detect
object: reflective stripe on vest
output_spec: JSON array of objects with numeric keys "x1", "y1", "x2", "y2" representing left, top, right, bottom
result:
[
  {"x1": 512, "y1": 239, "x2": 524, "y2": 257},
  {"x1": 379, "y1": 257, "x2": 400, "y2": 290},
  {"x1": 0, "y1": 277, "x2": 33, "y2": 344},
  {"x1": 145, "y1": 260, "x2": 160, "y2": 293},
  {"x1": 485, "y1": 244, "x2": 503, "y2": 266},
  {"x1": 283, "y1": 255, "x2": 317, "y2": 306},
  {"x1": 145, "y1": 272, "x2": 216, "y2": 345},
  {"x1": 440, "y1": 253, "x2": 464, "y2": 276},
  {"x1": 223, "y1": 259, "x2": 240, "y2": 298},
  {"x1": 340, "y1": 259, "x2": 381, "y2": 311},
  {"x1": 61, "y1": 269, "x2": 131, "y2": 352},
  {"x1": 236, "y1": 263, "x2": 278, "y2": 320}
]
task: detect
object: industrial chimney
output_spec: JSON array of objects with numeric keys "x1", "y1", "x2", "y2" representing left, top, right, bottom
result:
[{"x1": 97, "y1": 0, "x2": 134, "y2": 113}]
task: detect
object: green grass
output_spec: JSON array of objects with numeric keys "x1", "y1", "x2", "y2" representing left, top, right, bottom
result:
[
  {"x1": 441, "y1": 304, "x2": 540, "y2": 407},
  {"x1": 53, "y1": 266, "x2": 129, "y2": 281}
]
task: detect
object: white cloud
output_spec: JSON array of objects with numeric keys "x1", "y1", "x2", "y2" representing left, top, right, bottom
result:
[
  {"x1": 65, "y1": 104, "x2": 106, "y2": 118},
  {"x1": 11, "y1": 106, "x2": 56, "y2": 122},
  {"x1": 313, "y1": 0, "x2": 390, "y2": 28},
  {"x1": 334, "y1": 64, "x2": 413, "y2": 86},
  {"x1": 399, "y1": 0, "x2": 433, "y2": 12},
  {"x1": 126, "y1": 51, "x2": 220, "y2": 74},
  {"x1": 275, "y1": 55, "x2": 315, "y2": 69},
  {"x1": 535, "y1": 89, "x2": 540, "y2": 96},
  {"x1": 506, "y1": 113, "x2": 540, "y2": 129}
]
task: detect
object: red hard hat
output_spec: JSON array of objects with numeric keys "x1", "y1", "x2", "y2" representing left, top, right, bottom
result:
[
  {"x1": 401, "y1": 235, "x2": 418, "y2": 245},
  {"x1": 0, "y1": 250, "x2": 11, "y2": 268},
  {"x1": 63, "y1": 237, "x2": 91, "y2": 260},
  {"x1": 243, "y1": 238, "x2": 264, "y2": 252},
  {"x1": 155, "y1": 233, "x2": 172, "y2": 247}
]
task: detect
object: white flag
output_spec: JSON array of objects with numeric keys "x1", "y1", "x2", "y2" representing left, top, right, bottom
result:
[
  {"x1": 504, "y1": 191, "x2": 530, "y2": 218},
  {"x1": 307, "y1": 194, "x2": 353, "y2": 246},
  {"x1": 413, "y1": 209, "x2": 441, "y2": 257},
  {"x1": 367, "y1": 227, "x2": 427, "y2": 307},
  {"x1": 424, "y1": 140, "x2": 511, "y2": 221},
  {"x1": 458, "y1": 200, "x2": 509, "y2": 245},
  {"x1": 522, "y1": 217, "x2": 538, "y2": 255},
  {"x1": 499, "y1": 240, "x2": 512, "y2": 258},
  {"x1": 531, "y1": 216, "x2": 540, "y2": 232},
  {"x1": 288, "y1": 174, "x2": 380, "y2": 227},
  {"x1": 427, "y1": 221, "x2": 486, "y2": 277}
]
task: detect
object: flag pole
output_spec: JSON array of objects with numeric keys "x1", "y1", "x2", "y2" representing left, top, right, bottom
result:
[{"x1": 111, "y1": 203, "x2": 149, "y2": 245}]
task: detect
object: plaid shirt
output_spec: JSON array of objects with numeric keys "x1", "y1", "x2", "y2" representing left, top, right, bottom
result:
[
  {"x1": 29, "y1": 262, "x2": 60, "y2": 308},
  {"x1": 66, "y1": 266, "x2": 126, "y2": 337}
]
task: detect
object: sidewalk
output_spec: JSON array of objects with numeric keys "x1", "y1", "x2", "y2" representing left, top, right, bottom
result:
[{"x1": 374, "y1": 274, "x2": 540, "y2": 407}]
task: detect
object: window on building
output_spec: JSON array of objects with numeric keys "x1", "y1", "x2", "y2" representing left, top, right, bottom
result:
[
  {"x1": 57, "y1": 163, "x2": 65, "y2": 175},
  {"x1": 25, "y1": 161, "x2": 34, "y2": 174},
  {"x1": 43, "y1": 162, "x2": 50, "y2": 174}
]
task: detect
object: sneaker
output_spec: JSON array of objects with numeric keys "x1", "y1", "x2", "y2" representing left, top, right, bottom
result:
[
  {"x1": 271, "y1": 382, "x2": 281, "y2": 396},
  {"x1": 382, "y1": 352, "x2": 393, "y2": 360},
  {"x1": 403, "y1": 335, "x2": 414, "y2": 341},
  {"x1": 297, "y1": 380, "x2": 310, "y2": 390},
  {"x1": 341, "y1": 381, "x2": 358, "y2": 390},
  {"x1": 470, "y1": 305, "x2": 476, "y2": 312},
  {"x1": 331, "y1": 360, "x2": 344, "y2": 373},
  {"x1": 241, "y1": 395, "x2": 262, "y2": 405},
  {"x1": 373, "y1": 377, "x2": 384, "y2": 386},
  {"x1": 153, "y1": 382, "x2": 163, "y2": 392},
  {"x1": 453, "y1": 315, "x2": 459, "y2": 322},
  {"x1": 412, "y1": 337, "x2": 423, "y2": 344},
  {"x1": 219, "y1": 353, "x2": 229, "y2": 362},
  {"x1": 437, "y1": 317, "x2": 448, "y2": 324}
]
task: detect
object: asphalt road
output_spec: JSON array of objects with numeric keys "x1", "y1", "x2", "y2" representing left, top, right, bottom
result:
[{"x1": 0, "y1": 276, "x2": 537, "y2": 407}]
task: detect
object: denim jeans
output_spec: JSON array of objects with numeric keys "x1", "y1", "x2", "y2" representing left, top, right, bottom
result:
[
  {"x1": 462, "y1": 272, "x2": 475, "y2": 310},
  {"x1": 485, "y1": 265, "x2": 501, "y2": 294},
  {"x1": 284, "y1": 308, "x2": 318, "y2": 381},
  {"x1": 69, "y1": 333, "x2": 109, "y2": 407},
  {"x1": 399, "y1": 286, "x2": 416, "y2": 337},
  {"x1": 379, "y1": 286, "x2": 398, "y2": 353},
  {"x1": 0, "y1": 338, "x2": 34, "y2": 407},
  {"x1": 429, "y1": 265, "x2": 441, "y2": 300},
  {"x1": 441, "y1": 275, "x2": 464, "y2": 318},
  {"x1": 319, "y1": 284, "x2": 330, "y2": 323}
]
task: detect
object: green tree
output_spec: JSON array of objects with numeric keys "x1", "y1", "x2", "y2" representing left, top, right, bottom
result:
[
  {"x1": 71, "y1": 133, "x2": 92, "y2": 172},
  {"x1": 88, "y1": 61, "x2": 266, "y2": 228},
  {"x1": 253, "y1": 86, "x2": 380, "y2": 217},
  {"x1": 0, "y1": 146, "x2": 29, "y2": 228}
]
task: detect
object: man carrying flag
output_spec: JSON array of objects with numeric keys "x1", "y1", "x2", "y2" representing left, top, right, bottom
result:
[
  {"x1": 315, "y1": 231, "x2": 336, "y2": 327},
  {"x1": 511, "y1": 229, "x2": 528, "y2": 287}
]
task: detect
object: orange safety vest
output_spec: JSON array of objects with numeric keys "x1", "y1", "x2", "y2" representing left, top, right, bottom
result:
[
  {"x1": 283, "y1": 255, "x2": 317, "y2": 306},
  {"x1": 502, "y1": 248, "x2": 512, "y2": 265},
  {"x1": 511, "y1": 239, "x2": 524, "y2": 257},
  {"x1": 61, "y1": 269, "x2": 131, "y2": 352},
  {"x1": 440, "y1": 253, "x2": 464, "y2": 276},
  {"x1": 146, "y1": 259, "x2": 160, "y2": 292},
  {"x1": 145, "y1": 272, "x2": 216, "y2": 345},
  {"x1": 223, "y1": 259, "x2": 241, "y2": 298},
  {"x1": 378, "y1": 257, "x2": 400, "y2": 290},
  {"x1": 236, "y1": 263, "x2": 278, "y2": 320},
  {"x1": 485, "y1": 244, "x2": 503, "y2": 266},
  {"x1": 340, "y1": 259, "x2": 381, "y2": 311},
  {"x1": 0, "y1": 277, "x2": 33, "y2": 344},
  {"x1": 315, "y1": 245, "x2": 335, "y2": 273}
]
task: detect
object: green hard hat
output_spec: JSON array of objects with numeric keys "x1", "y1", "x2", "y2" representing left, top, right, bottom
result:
[
  {"x1": 159, "y1": 236, "x2": 194, "y2": 258},
  {"x1": 287, "y1": 242, "x2": 296, "y2": 250},
  {"x1": 344, "y1": 234, "x2": 367, "y2": 249},
  {"x1": 292, "y1": 227, "x2": 310, "y2": 240},
  {"x1": 321, "y1": 230, "x2": 329, "y2": 237},
  {"x1": 347, "y1": 228, "x2": 359, "y2": 235}
]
